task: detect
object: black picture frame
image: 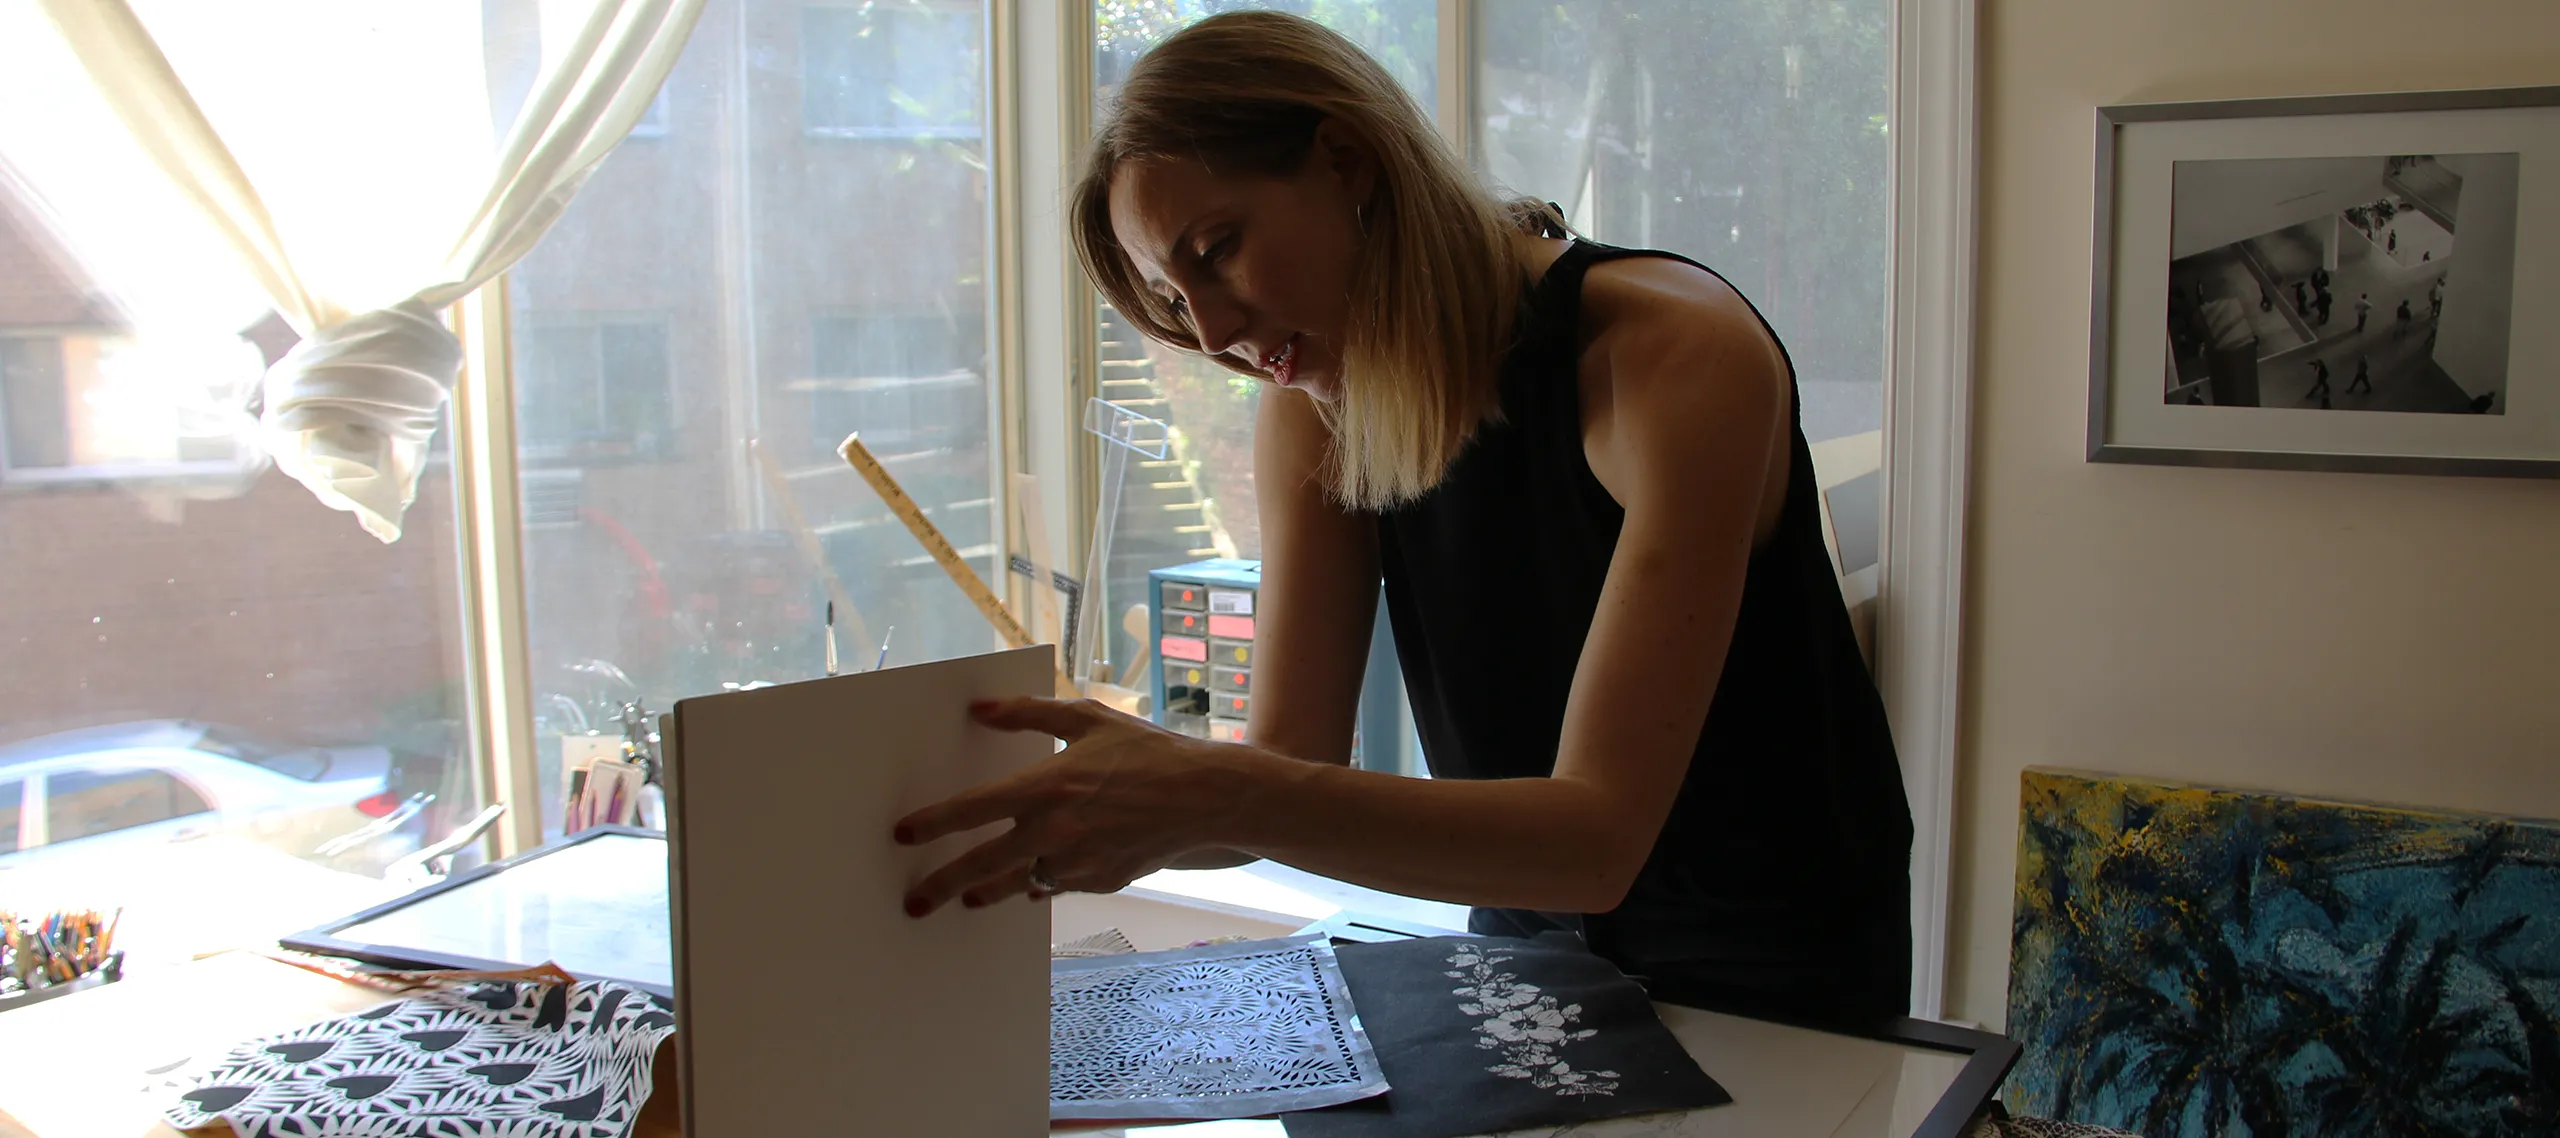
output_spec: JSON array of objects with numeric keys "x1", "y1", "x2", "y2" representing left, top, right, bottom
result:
[
  {"x1": 278, "y1": 825, "x2": 672, "y2": 998},
  {"x1": 1642, "y1": 982, "x2": 2022, "y2": 1138}
]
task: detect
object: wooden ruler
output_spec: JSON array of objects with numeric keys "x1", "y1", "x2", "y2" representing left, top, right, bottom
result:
[
  {"x1": 837, "y1": 434, "x2": 1077, "y2": 697},
  {"x1": 749, "y1": 439, "x2": 874, "y2": 666}
]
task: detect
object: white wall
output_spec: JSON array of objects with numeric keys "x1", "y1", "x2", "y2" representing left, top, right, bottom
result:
[
  {"x1": 2433, "y1": 152, "x2": 2520, "y2": 403},
  {"x1": 2169, "y1": 155, "x2": 2386, "y2": 262},
  {"x1": 1952, "y1": 0, "x2": 2560, "y2": 1030}
]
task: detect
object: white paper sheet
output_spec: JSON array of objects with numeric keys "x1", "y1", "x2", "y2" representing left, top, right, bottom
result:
[{"x1": 666, "y1": 646, "x2": 1054, "y2": 1136}]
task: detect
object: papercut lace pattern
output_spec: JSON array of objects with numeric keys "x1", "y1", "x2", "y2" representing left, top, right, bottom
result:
[
  {"x1": 163, "y1": 980, "x2": 677, "y2": 1138},
  {"x1": 1050, "y1": 934, "x2": 1388, "y2": 1120},
  {"x1": 1447, "y1": 943, "x2": 1621, "y2": 1098}
]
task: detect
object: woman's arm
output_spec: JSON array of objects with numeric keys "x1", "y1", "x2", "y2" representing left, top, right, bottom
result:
[
  {"x1": 1163, "y1": 387, "x2": 1378, "y2": 871},
  {"x1": 898, "y1": 268, "x2": 1787, "y2": 915},
  {"x1": 1240, "y1": 387, "x2": 1381, "y2": 767}
]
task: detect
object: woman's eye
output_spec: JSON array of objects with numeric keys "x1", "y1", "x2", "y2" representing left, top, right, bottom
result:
[{"x1": 1203, "y1": 235, "x2": 1239, "y2": 264}]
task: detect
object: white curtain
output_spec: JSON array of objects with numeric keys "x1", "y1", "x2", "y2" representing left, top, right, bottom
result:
[{"x1": 31, "y1": 0, "x2": 706, "y2": 541}]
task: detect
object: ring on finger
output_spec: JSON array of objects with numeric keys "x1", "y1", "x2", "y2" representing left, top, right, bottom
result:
[{"x1": 1028, "y1": 858, "x2": 1062, "y2": 895}]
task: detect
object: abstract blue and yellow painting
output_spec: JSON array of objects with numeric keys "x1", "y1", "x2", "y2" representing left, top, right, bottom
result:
[{"x1": 2008, "y1": 769, "x2": 2560, "y2": 1137}]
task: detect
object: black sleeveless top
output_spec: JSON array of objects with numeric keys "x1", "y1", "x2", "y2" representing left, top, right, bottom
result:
[{"x1": 1376, "y1": 239, "x2": 1914, "y2": 1023}]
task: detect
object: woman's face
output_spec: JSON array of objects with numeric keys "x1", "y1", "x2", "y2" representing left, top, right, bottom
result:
[{"x1": 1106, "y1": 124, "x2": 1371, "y2": 403}]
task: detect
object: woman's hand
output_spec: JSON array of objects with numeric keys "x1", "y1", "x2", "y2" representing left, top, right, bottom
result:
[{"x1": 894, "y1": 697, "x2": 1245, "y2": 917}]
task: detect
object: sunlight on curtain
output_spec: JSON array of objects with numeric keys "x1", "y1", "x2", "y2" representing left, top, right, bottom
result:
[{"x1": 15, "y1": 0, "x2": 704, "y2": 540}]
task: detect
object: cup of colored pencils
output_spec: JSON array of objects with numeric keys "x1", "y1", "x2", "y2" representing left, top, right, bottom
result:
[{"x1": 1, "y1": 908, "x2": 123, "y2": 1003}]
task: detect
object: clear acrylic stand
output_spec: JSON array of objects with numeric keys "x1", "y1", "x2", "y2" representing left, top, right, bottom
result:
[{"x1": 1074, "y1": 398, "x2": 1169, "y2": 692}]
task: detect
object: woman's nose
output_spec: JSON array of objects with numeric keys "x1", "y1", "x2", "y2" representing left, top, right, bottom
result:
[{"x1": 1187, "y1": 295, "x2": 1247, "y2": 358}]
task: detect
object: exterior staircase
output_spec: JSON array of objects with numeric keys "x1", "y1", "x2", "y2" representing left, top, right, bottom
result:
[
  {"x1": 1095, "y1": 304, "x2": 1233, "y2": 677},
  {"x1": 1098, "y1": 305, "x2": 1231, "y2": 569}
]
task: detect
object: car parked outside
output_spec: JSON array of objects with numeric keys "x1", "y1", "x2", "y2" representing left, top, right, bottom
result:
[{"x1": 0, "y1": 720, "x2": 423, "y2": 874}]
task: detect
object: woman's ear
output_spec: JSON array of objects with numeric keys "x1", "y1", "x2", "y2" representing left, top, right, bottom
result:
[{"x1": 1310, "y1": 116, "x2": 1379, "y2": 207}]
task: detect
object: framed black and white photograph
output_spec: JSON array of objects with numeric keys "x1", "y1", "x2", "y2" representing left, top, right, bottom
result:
[{"x1": 2088, "y1": 86, "x2": 2560, "y2": 476}]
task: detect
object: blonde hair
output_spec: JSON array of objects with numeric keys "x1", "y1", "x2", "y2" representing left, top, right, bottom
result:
[{"x1": 1071, "y1": 10, "x2": 1548, "y2": 509}]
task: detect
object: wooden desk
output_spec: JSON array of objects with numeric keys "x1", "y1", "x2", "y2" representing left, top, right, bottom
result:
[{"x1": 0, "y1": 953, "x2": 680, "y2": 1138}]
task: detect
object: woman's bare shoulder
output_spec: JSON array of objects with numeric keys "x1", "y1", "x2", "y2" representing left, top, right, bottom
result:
[{"x1": 1578, "y1": 254, "x2": 1770, "y2": 354}]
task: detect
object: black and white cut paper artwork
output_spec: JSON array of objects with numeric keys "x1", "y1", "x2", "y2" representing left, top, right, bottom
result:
[
  {"x1": 1049, "y1": 934, "x2": 1388, "y2": 1121},
  {"x1": 164, "y1": 979, "x2": 677, "y2": 1138}
]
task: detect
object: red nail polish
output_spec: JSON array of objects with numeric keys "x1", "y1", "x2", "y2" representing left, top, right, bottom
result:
[
  {"x1": 904, "y1": 895, "x2": 929, "y2": 917},
  {"x1": 892, "y1": 824, "x2": 915, "y2": 844},
  {"x1": 961, "y1": 895, "x2": 985, "y2": 909}
]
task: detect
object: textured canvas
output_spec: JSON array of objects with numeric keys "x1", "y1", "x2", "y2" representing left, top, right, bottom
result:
[{"x1": 2009, "y1": 769, "x2": 2560, "y2": 1137}]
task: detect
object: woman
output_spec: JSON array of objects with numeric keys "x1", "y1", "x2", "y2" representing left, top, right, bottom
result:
[{"x1": 896, "y1": 10, "x2": 1913, "y2": 1023}]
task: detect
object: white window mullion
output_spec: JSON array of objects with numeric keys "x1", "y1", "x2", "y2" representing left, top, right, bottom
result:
[
  {"x1": 1881, "y1": 0, "x2": 1979, "y2": 1023},
  {"x1": 1012, "y1": 0, "x2": 1092, "y2": 674},
  {"x1": 988, "y1": 0, "x2": 1027, "y2": 634},
  {"x1": 452, "y1": 282, "x2": 545, "y2": 858}
]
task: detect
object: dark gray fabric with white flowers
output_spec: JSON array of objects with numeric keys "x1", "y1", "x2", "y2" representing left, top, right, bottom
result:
[{"x1": 1283, "y1": 933, "x2": 1730, "y2": 1138}]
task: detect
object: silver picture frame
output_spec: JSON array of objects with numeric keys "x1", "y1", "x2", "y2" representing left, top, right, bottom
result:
[{"x1": 2089, "y1": 85, "x2": 2560, "y2": 477}]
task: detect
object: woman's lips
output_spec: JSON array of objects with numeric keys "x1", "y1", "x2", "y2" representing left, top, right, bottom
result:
[{"x1": 1265, "y1": 334, "x2": 1300, "y2": 386}]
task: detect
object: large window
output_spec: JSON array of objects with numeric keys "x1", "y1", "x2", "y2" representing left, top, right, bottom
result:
[
  {"x1": 1086, "y1": 0, "x2": 1890, "y2": 725},
  {"x1": 0, "y1": 93, "x2": 479, "y2": 975},
  {"x1": 1089, "y1": 0, "x2": 1437, "y2": 689},
  {"x1": 0, "y1": 0, "x2": 1909, "y2": 975},
  {"x1": 1090, "y1": 0, "x2": 1887, "y2": 594},
  {"x1": 1477, "y1": 1, "x2": 1891, "y2": 595},
  {"x1": 509, "y1": 0, "x2": 1001, "y2": 838},
  {"x1": 0, "y1": 0, "x2": 559, "y2": 975}
]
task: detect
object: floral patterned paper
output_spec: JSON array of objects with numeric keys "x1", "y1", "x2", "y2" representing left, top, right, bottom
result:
[
  {"x1": 1283, "y1": 934, "x2": 1727, "y2": 1138},
  {"x1": 1447, "y1": 943, "x2": 1621, "y2": 1097}
]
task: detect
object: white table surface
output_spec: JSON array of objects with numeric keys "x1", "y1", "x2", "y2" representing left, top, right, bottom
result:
[{"x1": 297, "y1": 835, "x2": 1982, "y2": 1138}]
